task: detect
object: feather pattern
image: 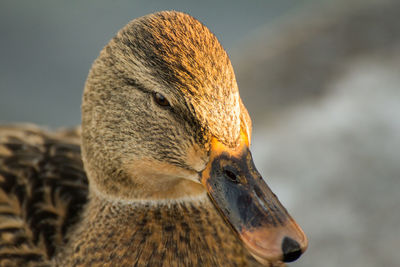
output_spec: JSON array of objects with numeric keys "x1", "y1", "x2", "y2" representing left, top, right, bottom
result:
[{"x1": 0, "y1": 125, "x2": 88, "y2": 267}]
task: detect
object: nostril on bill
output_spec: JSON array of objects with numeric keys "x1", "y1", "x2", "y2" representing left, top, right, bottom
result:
[
  {"x1": 223, "y1": 167, "x2": 240, "y2": 183},
  {"x1": 281, "y1": 236, "x2": 302, "y2": 262}
]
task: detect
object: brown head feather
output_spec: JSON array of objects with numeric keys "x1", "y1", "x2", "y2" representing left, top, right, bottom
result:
[{"x1": 82, "y1": 11, "x2": 251, "y2": 200}]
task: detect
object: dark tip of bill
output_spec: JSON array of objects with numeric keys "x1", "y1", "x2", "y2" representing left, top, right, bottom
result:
[{"x1": 281, "y1": 236, "x2": 302, "y2": 262}]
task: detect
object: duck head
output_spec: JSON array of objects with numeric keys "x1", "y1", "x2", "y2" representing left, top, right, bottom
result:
[{"x1": 81, "y1": 11, "x2": 307, "y2": 264}]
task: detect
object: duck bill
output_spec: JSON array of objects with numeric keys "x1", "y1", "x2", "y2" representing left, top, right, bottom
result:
[{"x1": 201, "y1": 132, "x2": 308, "y2": 264}]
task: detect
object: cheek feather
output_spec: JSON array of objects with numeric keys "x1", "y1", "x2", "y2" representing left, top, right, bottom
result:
[
  {"x1": 124, "y1": 158, "x2": 206, "y2": 200},
  {"x1": 185, "y1": 144, "x2": 208, "y2": 172}
]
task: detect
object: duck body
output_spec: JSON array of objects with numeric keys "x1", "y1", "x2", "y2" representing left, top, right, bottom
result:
[{"x1": 0, "y1": 11, "x2": 307, "y2": 267}]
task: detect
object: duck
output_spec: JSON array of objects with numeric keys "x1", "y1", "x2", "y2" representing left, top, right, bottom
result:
[{"x1": 0, "y1": 11, "x2": 307, "y2": 267}]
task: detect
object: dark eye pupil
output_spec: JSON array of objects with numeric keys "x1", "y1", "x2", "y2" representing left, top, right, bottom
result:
[{"x1": 154, "y1": 92, "x2": 170, "y2": 107}]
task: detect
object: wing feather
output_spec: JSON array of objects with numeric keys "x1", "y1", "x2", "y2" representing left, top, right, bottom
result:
[{"x1": 0, "y1": 125, "x2": 88, "y2": 266}]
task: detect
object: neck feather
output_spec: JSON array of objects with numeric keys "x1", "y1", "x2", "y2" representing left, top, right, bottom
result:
[{"x1": 54, "y1": 194, "x2": 260, "y2": 266}]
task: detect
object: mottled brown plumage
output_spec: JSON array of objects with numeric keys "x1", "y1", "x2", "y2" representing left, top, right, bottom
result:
[
  {"x1": 56, "y1": 195, "x2": 261, "y2": 266},
  {"x1": 0, "y1": 11, "x2": 303, "y2": 267},
  {"x1": 0, "y1": 125, "x2": 87, "y2": 266}
]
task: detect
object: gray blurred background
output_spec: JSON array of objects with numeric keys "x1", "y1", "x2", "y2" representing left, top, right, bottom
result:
[{"x1": 1, "y1": 0, "x2": 399, "y2": 266}]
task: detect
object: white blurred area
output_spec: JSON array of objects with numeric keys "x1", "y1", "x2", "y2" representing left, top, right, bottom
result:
[
  {"x1": 237, "y1": 0, "x2": 400, "y2": 266},
  {"x1": 1, "y1": 0, "x2": 400, "y2": 266},
  {"x1": 252, "y1": 56, "x2": 400, "y2": 266}
]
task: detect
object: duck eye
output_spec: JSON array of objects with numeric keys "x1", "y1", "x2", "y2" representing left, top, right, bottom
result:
[{"x1": 153, "y1": 92, "x2": 170, "y2": 107}]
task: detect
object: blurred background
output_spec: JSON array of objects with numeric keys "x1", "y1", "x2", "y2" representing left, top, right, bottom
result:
[{"x1": 1, "y1": 0, "x2": 399, "y2": 266}]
